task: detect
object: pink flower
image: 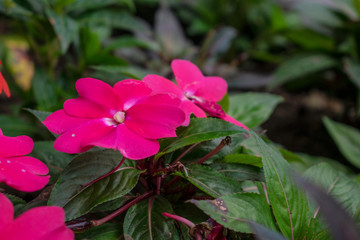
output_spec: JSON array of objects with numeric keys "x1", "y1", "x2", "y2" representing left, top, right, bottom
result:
[
  {"x1": 0, "y1": 129, "x2": 49, "y2": 192},
  {"x1": 0, "y1": 60, "x2": 10, "y2": 97},
  {"x1": 143, "y1": 59, "x2": 248, "y2": 129},
  {"x1": 43, "y1": 78, "x2": 185, "y2": 160},
  {"x1": 0, "y1": 193, "x2": 74, "y2": 240}
]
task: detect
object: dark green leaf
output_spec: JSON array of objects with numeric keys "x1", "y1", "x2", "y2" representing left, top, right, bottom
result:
[
  {"x1": 46, "y1": 10, "x2": 78, "y2": 53},
  {"x1": 4, "y1": 193, "x2": 26, "y2": 216},
  {"x1": 65, "y1": 0, "x2": 133, "y2": 13},
  {"x1": 25, "y1": 108, "x2": 52, "y2": 123},
  {"x1": 269, "y1": 54, "x2": 337, "y2": 88},
  {"x1": 159, "y1": 118, "x2": 248, "y2": 156},
  {"x1": 213, "y1": 162, "x2": 264, "y2": 182},
  {"x1": 323, "y1": 117, "x2": 360, "y2": 168},
  {"x1": 228, "y1": 92, "x2": 283, "y2": 128},
  {"x1": 304, "y1": 163, "x2": 360, "y2": 216},
  {"x1": 49, "y1": 150, "x2": 125, "y2": 207},
  {"x1": 293, "y1": 174, "x2": 360, "y2": 240},
  {"x1": 79, "y1": 10, "x2": 145, "y2": 33},
  {"x1": 253, "y1": 132, "x2": 309, "y2": 239},
  {"x1": 32, "y1": 68, "x2": 57, "y2": 111},
  {"x1": 167, "y1": 134, "x2": 246, "y2": 165},
  {"x1": 63, "y1": 167, "x2": 141, "y2": 220},
  {"x1": 76, "y1": 222, "x2": 123, "y2": 240},
  {"x1": 30, "y1": 141, "x2": 73, "y2": 183},
  {"x1": 221, "y1": 154, "x2": 263, "y2": 167},
  {"x1": 91, "y1": 65, "x2": 153, "y2": 82},
  {"x1": 175, "y1": 164, "x2": 243, "y2": 198},
  {"x1": 123, "y1": 196, "x2": 175, "y2": 240},
  {"x1": 105, "y1": 35, "x2": 158, "y2": 52},
  {"x1": 0, "y1": 114, "x2": 36, "y2": 136},
  {"x1": 344, "y1": 58, "x2": 360, "y2": 89},
  {"x1": 190, "y1": 193, "x2": 277, "y2": 233},
  {"x1": 249, "y1": 222, "x2": 286, "y2": 240}
]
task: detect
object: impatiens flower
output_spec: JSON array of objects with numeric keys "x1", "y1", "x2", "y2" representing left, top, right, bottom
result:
[
  {"x1": 0, "y1": 60, "x2": 10, "y2": 97},
  {"x1": 43, "y1": 78, "x2": 185, "y2": 160},
  {"x1": 143, "y1": 59, "x2": 248, "y2": 129},
  {"x1": 0, "y1": 129, "x2": 49, "y2": 192},
  {"x1": 0, "y1": 193, "x2": 74, "y2": 240}
]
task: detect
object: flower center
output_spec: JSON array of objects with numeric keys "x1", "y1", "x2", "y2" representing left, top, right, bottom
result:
[{"x1": 113, "y1": 111, "x2": 126, "y2": 123}]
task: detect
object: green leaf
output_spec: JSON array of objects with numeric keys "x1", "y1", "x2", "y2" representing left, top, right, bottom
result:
[
  {"x1": 0, "y1": 114, "x2": 36, "y2": 136},
  {"x1": 228, "y1": 92, "x2": 283, "y2": 128},
  {"x1": 32, "y1": 68, "x2": 57, "y2": 111},
  {"x1": 25, "y1": 108, "x2": 52, "y2": 123},
  {"x1": 49, "y1": 150, "x2": 126, "y2": 208},
  {"x1": 65, "y1": 0, "x2": 133, "y2": 13},
  {"x1": 4, "y1": 194, "x2": 26, "y2": 216},
  {"x1": 190, "y1": 193, "x2": 277, "y2": 233},
  {"x1": 248, "y1": 222, "x2": 286, "y2": 240},
  {"x1": 159, "y1": 118, "x2": 248, "y2": 156},
  {"x1": 30, "y1": 141, "x2": 73, "y2": 183},
  {"x1": 323, "y1": 117, "x2": 360, "y2": 168},
  {"x1": 105, "y1": 35, "x2": 158, "y2": 52},
  {"x1": 269, "y1": 54, "x2": 337, "y2": 88},
  {"x1": 46, "y1": 9, "x2": 78, "y2": 53},
  {"x1": 213, "y1": 163, "x2": 264, "y2": 182},
  {"x1": 63, "y1": 167, "x2": 141, "y2": 220},
  {"x1": 91, "y1": 65, "x2": 153, "y2": 82},
  {"x1": 79, "y1": 10, "x2": 146, "y2": 33},
  {"x1": 285, "y1": 29, "x2": 334, "y2": 50},
  {"x1": 123, "y1": 196, "x2": 175, "y2": 240},
  {"x1": 175, "y1": 164, "x2": 243, "y2": 198},
  {"x1": 221, "y1": 154, "x2": 263, "y2": 167},
  {"x1": 76, "y1": 223, "x2": 123, "y2": 240},
  {"x1": 253, "y1": 132, "x2": 309, "y2": 239},
  {"x1": 167, "y1": 134, "x2": 246, "y2": 165},
  {"x1": 344, "y1": 58, "x2": 360, "y2": 89},
  {"x1": 304, "y1": 162, "x2": 360, "y2": 216}
]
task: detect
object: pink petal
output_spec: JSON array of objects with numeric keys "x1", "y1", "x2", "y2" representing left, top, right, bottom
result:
[
  {"x1": 0, "y1": 193, "x2": 13, "y2": 233},
  {"x1": 90, "y1": 124, "x2": 159, "y2": 160},
  {"x1": 53, "y1": 118, "x2": 116, "y2": 154},
  {"x1": 171, "y1": 59, "x2": 203, "y2": 93},
  {"x1": 75, "y1": 78, "x2": 121, "y2": 110},
  {"x1": 0, "y1": 156, "x2": 50, "y2": 192},
  {"x1": 113, "y1": 79, "x2": 152, "y2": 111},
  {"x1": 194, "y1": 76, "x2": 227, "y2": 102},
  {"x1": 142, "y1": 74, "x2": 184, "y2": 99},
  {"x1": 125, "y1": 103, "x2": 185, "y2": 139},
  {"x1": 1, "y1": 206, "x2": 74, "y2": 240},
  {"x1": 64, "y1": 98, "x2": 114, "y2": 119},
  {"x1": 180, "y1": 100, "x2": 207, "y2": 125},
  {"x1": 192, "y1": 99, "x2": 225, "y2": 118},
  {"x1": 0, "y1": 133, "x2": 33, "y2": 158},
  {"x1": 220, "y1": 114, "x2": 249, "y2": 130},
  {"x1": 43, "y1": 110, "x2": 90, "y2": 135}
]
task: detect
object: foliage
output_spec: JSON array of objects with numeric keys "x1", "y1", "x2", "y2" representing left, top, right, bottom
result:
[{"x1": 0, "y1": 0, "x2": 360, "y2": 240}]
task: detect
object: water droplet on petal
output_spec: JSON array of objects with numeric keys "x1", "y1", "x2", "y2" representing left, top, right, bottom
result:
[
  {"x1": 6, "y1": 160, "x2": 11, "y2": 164},
  {"x1": 21, "y1": 169, "x2": 26, "y2": 173},
  {"x1": 72, "y1": 134, "x2": 76, "y2": 137}
]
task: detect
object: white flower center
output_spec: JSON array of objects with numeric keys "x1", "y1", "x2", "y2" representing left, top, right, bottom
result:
[{"x1": 113, "y1": 111, "x2": 126, "y2": 123}]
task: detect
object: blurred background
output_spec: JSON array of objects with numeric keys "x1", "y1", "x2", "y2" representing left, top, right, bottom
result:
[{"x1": 1, "y1": 0, "x2": 360, "y2": 171}]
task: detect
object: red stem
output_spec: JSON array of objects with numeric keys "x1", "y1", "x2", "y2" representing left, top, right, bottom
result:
[
  {"x1": 91, "y1": 191, "x2": 153, "y2": 226},
  {"x1": 196, "y1": 136, "x2": 231, "y2": 165},
  {"x1": 84, "y1": 156, "x2": 126, "y2": 187},
  {"x1": 162, "y1": 212, "x2": 195, "y2": 228}
]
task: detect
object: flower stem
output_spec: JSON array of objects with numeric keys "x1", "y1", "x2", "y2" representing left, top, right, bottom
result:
[
  {"x1": 84, "y1": 156, "x2": 125, "y2": 187},
  {"x1": 162, "y1": 212, "x2": 195, "y2": 228},
  {"x1": 91, "y1": 191, "x2": 154, "y2": 226},
  {"x1": 196, "y1": 136, "x2": 231, "y2": 165}
]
